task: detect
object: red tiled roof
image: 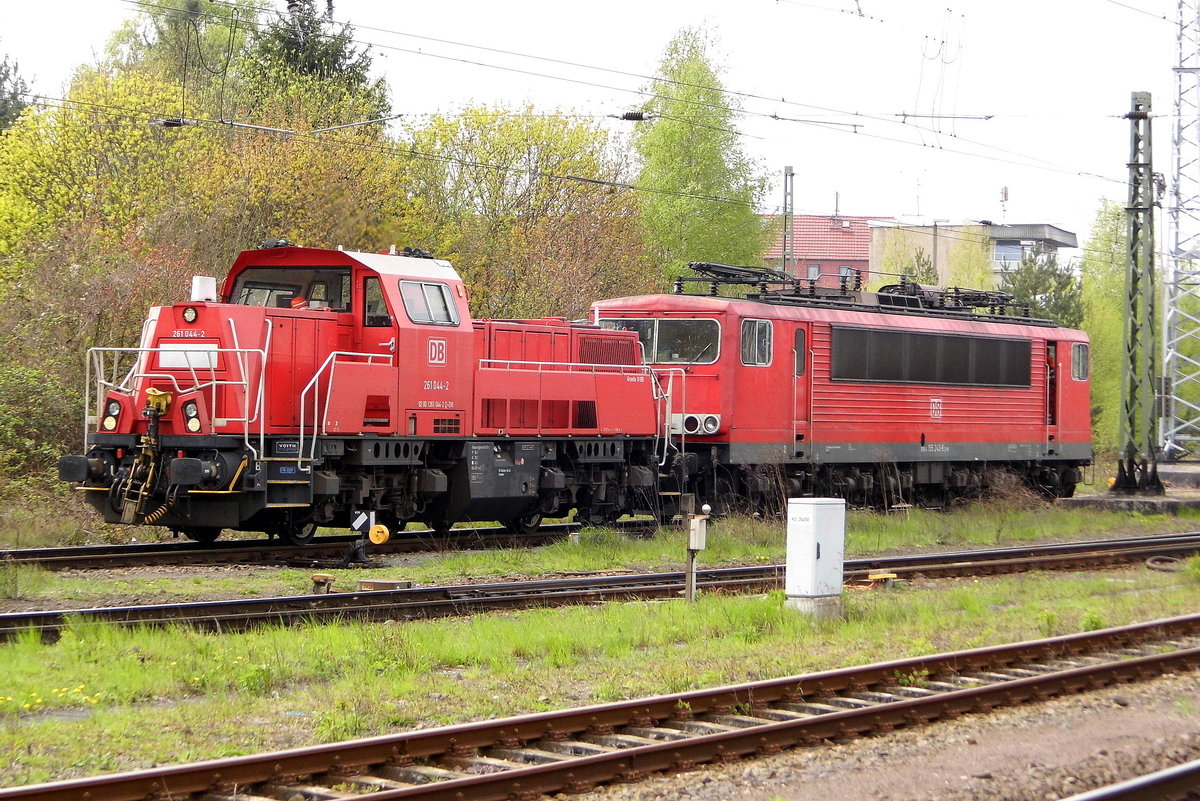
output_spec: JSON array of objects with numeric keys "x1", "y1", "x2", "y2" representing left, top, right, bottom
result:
[{"x1": 763, "y1": 214, "x2": 893, "y2": 261}]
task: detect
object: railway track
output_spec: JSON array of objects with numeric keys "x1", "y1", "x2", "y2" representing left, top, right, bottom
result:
[
  {"x1": 4, "y1": 613, "x2": 1199, "y2": 801},
  {"x1": 1063, "y1": 757, "x2": 1200, "y2": 800},
  {"x1": 5, "y1": 524, "x2": 1200, "y2": 573},
  {"x1": 3, "y1": 534, "x2": 1200, "y2": 641},
  {"x1": 0, "y1": 522, "x2": 595, "y2": 571}
]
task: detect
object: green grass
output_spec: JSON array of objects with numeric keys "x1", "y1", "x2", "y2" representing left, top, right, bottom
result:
[
  {"x1": 2, "y1": 504, "x2": 1197, "y2": 606},
  {"x1": 2, "y1": 559, "x2": 1200, "y2": 786}
]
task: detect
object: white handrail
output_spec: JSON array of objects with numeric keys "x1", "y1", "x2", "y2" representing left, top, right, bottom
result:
[
  {"x1": 85, "y1": 346, "x2": 268, "y2": 457},
  {"x1": 298, "y1": 350, "x2": 394, "y2": 469}
]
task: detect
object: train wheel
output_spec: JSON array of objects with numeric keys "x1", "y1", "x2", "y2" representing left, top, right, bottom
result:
[
  {"x1": 176, "y1": 526, "x2": 221, "y2": 545},
  {"x1": 505, "y1": 511, "x2": 542, "y2": 536},
  {"x1": 277, "y1": 520, "x2": 318, "y2": 546}
]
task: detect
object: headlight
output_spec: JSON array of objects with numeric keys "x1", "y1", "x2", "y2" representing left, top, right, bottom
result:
[
  {"x1": 683, "y1": 414, "x2": 701, "y2": 434},
  {"x1": 102, "y1": 416, "x2": 118, "y2": 431},
  {"x1": 183, "y1": 401, "x2": 199, "y2": 419},
  {"x1": 181, "y1": 306, "x2": 198, "y2": 323},
  {"x1": 702, "y1": 415, "x2": 721, "y2": 434},
  {"x1": 105, "y1": 400, "x2": 121, "y2": 417},
  {"x1": 185, "y1": 417, "x2": 202, "y2": 432}
]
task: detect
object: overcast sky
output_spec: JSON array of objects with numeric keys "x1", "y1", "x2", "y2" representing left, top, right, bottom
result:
[{"x1": 1, "y1": 0, "x2": 1182, "y2": 254}]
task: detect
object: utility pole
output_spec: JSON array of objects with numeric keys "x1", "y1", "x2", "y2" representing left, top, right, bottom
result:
[
  {"x1": 1114, "y1": 92, "x2": 1164, "y2": 493},
  {"x1": 782, "y1": 166, "x2": 795, "y2": 276}
]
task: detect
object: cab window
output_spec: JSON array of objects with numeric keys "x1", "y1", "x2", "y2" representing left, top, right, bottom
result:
[
  {"x1": 399, "y1": 280, "x2": 458, "y2": 325},
  {"x1": 230, "y1": 267, "x2": 350, "y2": 310},
  {"x1": 598, "y1": 318, "x2": 719, "y2": 364},
  {"x1": 363, "y1": 277, "x2": 392, "y2": 327}
]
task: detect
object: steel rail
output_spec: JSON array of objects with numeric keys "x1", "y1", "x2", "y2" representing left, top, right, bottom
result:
[
  {"x1": 0, "y1": 523, "x2": 588, "y2": 570},
  {"x1": 4, "y1": 537, "x2": 1200, "y2": 641},
  {"x1": 3, "y1": 614, "x2": 1200, "y2": 801},
  {"x1": 5, "y1": 526, "x2": 1200, "y2": 572},
  {"x1": 1059, "y1": 757, "x2": 1200, "y2": 800}
]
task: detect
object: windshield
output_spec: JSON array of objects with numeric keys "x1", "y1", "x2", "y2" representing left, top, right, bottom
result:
[
  {"x1": 599, "y1": 318, "x2": 720, "y2": 364},
  {"x1": 229, "y1": 268, "x2": 351, "y2": 310}
]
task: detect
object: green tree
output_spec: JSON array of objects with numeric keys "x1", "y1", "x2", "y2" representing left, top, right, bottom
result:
[
  {"x1": 1000, "y1": 245, "x2": 1083, "y2": 327},
  {"x1": 873, "y1": 227, "x2": 938, "y2": 288},
  {"x1": 633, "y1": 28, "x2": 770, "y2": 281},
  {"x1": 1079, "y1": 200, "x2": 1126, "y2": 451},
  {"x1": 945, "y1": 225, "x2": 995, "y2": 288},
  {"x1": 238, "y1": 0, "x2": 388, "y2": 124},
  {"x1": 0, "y1": 50, "x2": 29, "y2": 130},
  {"x1": 401, "y1": 106, "x2": 654, "y2": 318}
]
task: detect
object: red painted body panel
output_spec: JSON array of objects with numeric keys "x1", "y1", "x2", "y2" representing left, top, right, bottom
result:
[{"x1": 591, "y1": 293, "x2": 1091, "y2": 457}]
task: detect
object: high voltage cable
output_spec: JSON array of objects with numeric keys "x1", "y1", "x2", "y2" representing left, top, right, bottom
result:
[
  {"x1": 21, "y1": 93, "x2": 761, "y2": 208},
  {"x1": 16, "y1": 91, "x2": 1146, "y2": 267},
  {"x1": 117, "y1": 0, "x2": 1123, "y2": 182}
]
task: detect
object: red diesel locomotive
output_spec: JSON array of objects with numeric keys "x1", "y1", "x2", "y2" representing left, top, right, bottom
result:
[
  {"x1": 59, "y1": 248, "x2": 1091, "y2": 544},
  {"x1": 60, "y1": 243, "x2": 662, "y2": 544}
]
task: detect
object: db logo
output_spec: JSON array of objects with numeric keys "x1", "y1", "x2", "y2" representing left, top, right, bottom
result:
[
  {"x1": 428, "y1": 338, "x2": 447, "y2": 365},
  {"x1": 929, "y1": 397, "x2": 943, "y2": 419}
]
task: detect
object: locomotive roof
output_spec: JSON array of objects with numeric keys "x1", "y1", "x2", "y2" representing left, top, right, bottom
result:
[
  {"x1": 593, "y1": 291, "x2": 1087, "y2": 338},
  {"x1": 227, "y1": 245, "x2": 461, "y2": 283},
  {"x1": 594, "y1": 261, "x2": 1078, "y2": 332}
]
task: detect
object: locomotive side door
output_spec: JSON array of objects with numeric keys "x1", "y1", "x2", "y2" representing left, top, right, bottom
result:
[
  {"x1": 792, "y1": 325, "x2": 811, "y2": 453},
  {"x1": 1045, "y1": 340, "x2": 1059, "y2": 448},
  {"x1": 354, "y1": 273, "x2": 400, "y2": 432}
]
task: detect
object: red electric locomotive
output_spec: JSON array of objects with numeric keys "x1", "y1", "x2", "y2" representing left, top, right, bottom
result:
[
  {"x1": 59, "y1": 243, "x2": 662, "y2": 544},
  {"x1": 591, "y1": 263, "x2": 1091, "y2": 510}
]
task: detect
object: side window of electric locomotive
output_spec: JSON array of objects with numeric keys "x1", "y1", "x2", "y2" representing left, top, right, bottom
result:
[
  {"x1": 741, "y1": 319, "x2": 772, "y2": 366},
  {"x1": 794, "y1": 329, "x2": 806, "y2": 375},
  {"x1": 362, "y1": 277, "x2": 392, "y2": 327},
  {"x1": 1072, "y1": 342, "x2": 1089, "y2": 380}
]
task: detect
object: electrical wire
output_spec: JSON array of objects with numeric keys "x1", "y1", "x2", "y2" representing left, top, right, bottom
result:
[
  {"x1": 114, "y1": 0, "x2": 1123, "y2": 182},
  {"x1": 16, "y1": 89, "x2": 1149, "y2": 271}
]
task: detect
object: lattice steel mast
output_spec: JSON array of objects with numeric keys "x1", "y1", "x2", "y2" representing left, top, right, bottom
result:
[
  {"x1": 1115, "y1": 92, "x2": 1163, "y2": 492},
  {"x1": 1113, "y1": 94, "x2": 1161, "y2": 494},
  {"x1": 1162, "y1": 0, "x2": 1200, "y2": 460}
]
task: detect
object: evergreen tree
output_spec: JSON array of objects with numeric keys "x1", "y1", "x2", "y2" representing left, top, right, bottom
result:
[
  {"x1": 0, "y1": 51, "x2": 29, "y2": 130},
  {"x1": 239, "y1": 0, "x2": 388, "y2": 123},
  {"x1": 1000, "y1": 245, "x2": 1083, "y2": 327},
  {"x1": 633, "y1": 28, "x2": 769, "y2": 281}
]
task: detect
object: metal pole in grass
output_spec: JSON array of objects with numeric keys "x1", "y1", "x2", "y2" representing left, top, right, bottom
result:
[
  {"x1": 682, "y1": 494, "x2": 696, "y2": 602},
  {"x1": 682, "y1": 494, "x2": 710, "y2": 602}
]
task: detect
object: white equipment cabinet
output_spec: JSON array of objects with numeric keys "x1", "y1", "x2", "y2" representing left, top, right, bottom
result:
[{"x1": 784, "y1": 497, "x2": 846, "y2": 619}]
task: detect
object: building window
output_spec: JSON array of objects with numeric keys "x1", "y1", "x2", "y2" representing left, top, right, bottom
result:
[
  {"x1": 807, "y1": 264, "x2": 821, "y2": 280},
  {"x1": 839, "y1": 265, "x2": 853, "y2": 278},
  {"x1": 993, "y1": 242, "x2": 1024, "y2": 268},
  {"x1": 741, "y1": 319, "x2": 772, "y2": 366}
]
